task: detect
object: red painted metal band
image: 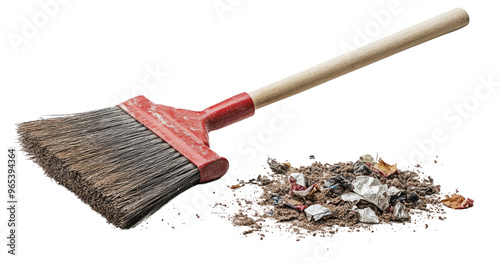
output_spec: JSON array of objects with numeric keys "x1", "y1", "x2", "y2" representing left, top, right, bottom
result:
[
  {"x1": 203, "y1": 92, "x2": 255, "y2": 132},
  {"x1": 119, "y1": 93, "x2": 255, "y2": 183}
]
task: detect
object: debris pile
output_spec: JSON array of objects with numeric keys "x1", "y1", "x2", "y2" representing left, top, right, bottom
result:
[{"x1": 225, "y1": 155, "x2": 474, "y2": 236}]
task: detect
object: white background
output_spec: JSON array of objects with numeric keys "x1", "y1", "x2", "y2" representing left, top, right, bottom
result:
[{"x1": 1, "y1": 1, "x2": 499, "y2": 262}]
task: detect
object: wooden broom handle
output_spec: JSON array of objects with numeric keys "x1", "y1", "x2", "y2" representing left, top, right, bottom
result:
[{"x1": 248, "y1": 8, "x2": 469, "y2": 109}]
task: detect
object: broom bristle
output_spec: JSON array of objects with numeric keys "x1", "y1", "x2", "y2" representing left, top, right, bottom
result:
[{"x1": 17, "y1": 106, "x2": 200, "y2": 229}]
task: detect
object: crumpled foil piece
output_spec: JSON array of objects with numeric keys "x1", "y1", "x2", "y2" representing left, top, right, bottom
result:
[
  {"x1": 355, "y1": 207, "x2": 379, "y2": 223},
  {"x1": 341, "y1": 192, "x2": 364, "y2": 203},
  {"x1": 352, "y1": 176, "x2": 389, "y2": 210},
  {"x1": 394, "y1": 202, "x2": 409, "y2": 220},
  {"x1": 387, "y1": 186, "x2": 401, "y2": 196},
  {"x1": 304, "y1": 204, "x2": 332, "y2": 221},
  {"x1": 359, "y1": 154, "x2": 375, "y2": 164},
  {"x1": 354, "y1": 161, "x2": 370, "y2": 174}
]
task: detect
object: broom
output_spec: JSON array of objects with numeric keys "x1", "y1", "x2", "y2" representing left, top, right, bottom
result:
[{"x1": 18, "y1": 8, "x2": 469, "y2": 229}]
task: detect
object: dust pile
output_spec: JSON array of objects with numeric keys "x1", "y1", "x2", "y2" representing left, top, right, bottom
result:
[{"x1": 217, "y1": 155, "x2": 453, "y2": 238}]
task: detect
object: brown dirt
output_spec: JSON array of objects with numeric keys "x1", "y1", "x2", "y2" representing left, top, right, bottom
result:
[{"x1": 220, "y1": 155, "x2": 449, "y2": 238}]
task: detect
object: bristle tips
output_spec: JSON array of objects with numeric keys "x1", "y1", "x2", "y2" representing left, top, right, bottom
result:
[{"x1": 17, "y1": 106, "x2": 200, "y2": 229}]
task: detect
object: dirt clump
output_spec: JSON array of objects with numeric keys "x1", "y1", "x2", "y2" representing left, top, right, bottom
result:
[{"x1": 232, "y1": 212, "x2": 256, "y2": 226}]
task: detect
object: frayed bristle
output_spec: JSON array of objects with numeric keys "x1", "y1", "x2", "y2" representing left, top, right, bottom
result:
[{"x1": 17, "y1": 106, "x2": 200, "y2": 229}]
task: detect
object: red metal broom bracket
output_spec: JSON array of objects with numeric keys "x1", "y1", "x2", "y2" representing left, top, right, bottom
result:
[{"x1": 119, "y1": 93, "x2": 255, "y2": 183}]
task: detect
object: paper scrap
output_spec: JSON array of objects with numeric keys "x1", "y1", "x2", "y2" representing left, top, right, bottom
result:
[
  {"x1": 293, "y1": 184, "x2": 319, "y2": 199},
  {"x1": 441, "y1": 194, "x2": 474, "y2": 209},
  {"x1": 373, "y1": 159, "x2": 398, "y2": 177},
  {"x1": 289, "y1": 173, "x2": 307, "y2": 195}
]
